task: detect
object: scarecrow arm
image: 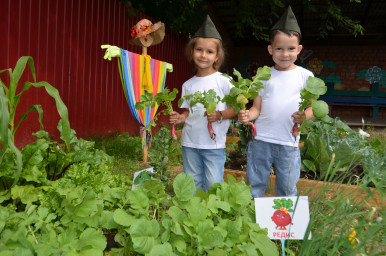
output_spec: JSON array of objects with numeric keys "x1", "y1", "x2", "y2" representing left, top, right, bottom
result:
[{"x1": 101, "y1": 44, "x2": 121, "y2": 61}]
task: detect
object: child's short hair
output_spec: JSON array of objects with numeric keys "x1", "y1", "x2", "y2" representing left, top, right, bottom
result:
[
  {"x1": 270, "y1": 30, "x2": 301, "y2": 43},
  {"x1": 185, "y1": 37, "x2": 225, "y2": 71}
]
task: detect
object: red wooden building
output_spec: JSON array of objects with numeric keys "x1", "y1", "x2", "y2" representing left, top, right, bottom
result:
[{"x1": 0, "y1": 0, "x2": 192, "y2": 147}]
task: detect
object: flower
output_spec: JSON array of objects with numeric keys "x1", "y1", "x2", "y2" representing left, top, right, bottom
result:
[
  {"x1": 130, "y1": 21, "x2": 154, "y2": 38},
  {"x1": 358, "y1": 128, "x2": 370, "y2": 138},
  {"x1": 130, "y1": 25, "x2": 139, "y2": 38},
  {"x1": 365, "y1": 66, "x2": 382, "y2": 84},
  {"x1": 348, "y1": 227, "x2": 358, "y2": 249},
  {"x1": 307, "y1": 58, "x2": 323, "y2": 75}
]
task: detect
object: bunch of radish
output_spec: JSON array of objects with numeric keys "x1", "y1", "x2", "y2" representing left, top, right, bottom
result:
[
  {"x1": 222, "y1": 66, "x2": 271, "y2": 136},
  {"x1": 135, "y1": 88, "x2": 179, "y2": 140},
  {"x1": 293, "y1": 76, "x2": 329, "y2": 138},
  {"x1": 178, "y1": 89, "x2": 220, "y2": 141}
]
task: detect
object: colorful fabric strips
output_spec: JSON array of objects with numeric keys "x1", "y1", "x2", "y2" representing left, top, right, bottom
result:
[{"x1": 117, "y1": 49, "x2": 171, "y2": 149}]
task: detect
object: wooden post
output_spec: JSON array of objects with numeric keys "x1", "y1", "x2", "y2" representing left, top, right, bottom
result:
[{"x1": 142, "y1": 45, "x2": 148, "y2": 163}]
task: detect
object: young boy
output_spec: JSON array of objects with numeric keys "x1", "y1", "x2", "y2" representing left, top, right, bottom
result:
[{"x1": 238, "y1": 6, "x2": 314, "y2": 198}]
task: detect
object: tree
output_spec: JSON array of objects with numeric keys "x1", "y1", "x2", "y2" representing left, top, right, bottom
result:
[{"x1": 121, "y1": 0, "x2": 364, "y2": 42}]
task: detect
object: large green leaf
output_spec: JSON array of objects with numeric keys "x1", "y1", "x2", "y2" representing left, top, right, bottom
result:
[
  {"x1": 0, "y1": 86, "x2": 9, "y2": 149},
  {"x1": 250, "y1": 232, "x2": 279, "y2": 256},
  {"x1": 127, "y1": 188, "x2": 149, "y2": 210},
  {"x1": 129, "y1": 219, "x2": 160, "y2": 254},
  {"x1": 113, "y1": 208, "x2": 136, "y2": 227},
  {"x1": 72, "y1": 189, "x2": 98, "y2": 218},
  {"x1": 147, "y1": 243, "x2": 176, "y2": 256},
  {"x1": 173, "y1": 173, "x2": 195, "y2": 202},
  {"x1": 13, "y1": 105, "x2": 44, "y2": 135},
  {"x1": 76, "y1": 228, "x2": 106, "y2": 252},
  {"x1": 11, "y1": 185, "x2": 40, "y2": 204},
  {"x1": 28, "y1": 81, "x2": 71, "y2": 151}
]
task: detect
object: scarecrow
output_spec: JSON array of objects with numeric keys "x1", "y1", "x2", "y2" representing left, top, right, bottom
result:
[{"x1": 101, "y1": 19, "x2": 173, "y2": 162}]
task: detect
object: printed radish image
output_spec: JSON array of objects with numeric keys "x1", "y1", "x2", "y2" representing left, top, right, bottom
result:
[
  {"x1": 222, "y1": 66, "x2": 271, "y2": 136},
  {"x1": 178, "y1": 89, "x2": 220, "y2": 141},
  {"x1": 271, "y1": 198, "x2": 294, "y2": 230}
]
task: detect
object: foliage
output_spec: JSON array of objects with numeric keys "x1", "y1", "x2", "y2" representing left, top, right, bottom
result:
[
  {"x1": 0, "y1": 56, "x2": 71, "y2": 151},
  {"x1": 135, "y1": 88, "x2": 178, "y2": 134},
  {"x1": 294, "y1": 164, "x2": 384, "y2": 255},
  {"x1": 222, "y1": 66, "x2": 271, "y2": 113},
  {"x1": 300, "y1": 116, "x2": 385, "y2": 189},
  {"x1": 120, "y1": 0, "x2": 364, "y2": 42},
  {"x1": 297, "y1": 76, "x2": 328, "y2": 132},
  {"x1": 178, "y1": 89, "x2": 220, "y2": 115},
  {"x1": 0, "y1": 56, "x2": 73, "y2": 187},
  {"x1": 147, "y1": 126, "x2": 178, "y2": 183},
  {"x1": 111, "y1": 173, "x2": 279, "y2": 255}
]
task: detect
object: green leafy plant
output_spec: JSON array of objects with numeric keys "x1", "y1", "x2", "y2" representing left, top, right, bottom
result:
[
  {"x1": 222, "y1": 66, "x2": 271, "y2": 136},
  {"x1": 300, "y1": 116, "x2": 384, "y2": 183},
  {"x1": 112, "y1": 172, "x2": 279, "y2": 255},
  {"x1": 178, "y1": 89, "x2": 221, "y2": 140},
  {"x1": 295, "y1": 76, "x2": 328, "y2": 137},
  {"x1": 135, "y1": 88, "x2": 178, "y2": 139},
  {"x1": 0, "y1": 56, "x2": 72, "y2": 186},
  {"x1": 0, "y1": 56, "x2": 71, "y2": 150}
]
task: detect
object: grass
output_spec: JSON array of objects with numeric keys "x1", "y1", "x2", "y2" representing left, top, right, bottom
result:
[{"x1": 88, "y1": 131, "x2": 183, "y2": 179}]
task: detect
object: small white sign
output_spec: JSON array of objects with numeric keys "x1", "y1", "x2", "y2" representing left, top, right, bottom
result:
[
  {"x1": 254, "y1": 196, "x2": 311, "y2": 240},
  {"x1": 131, "y1": 167, "x2": 154, "y2": 190}
]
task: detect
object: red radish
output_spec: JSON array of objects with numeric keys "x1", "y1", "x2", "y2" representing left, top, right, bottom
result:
[
  {"x1": 207, "y1": 122, "x2": 216, "y2": 140},
  {"x1": 248, "y1": 122, "x2": 256, "y2": 136},
  {"x1": 292, "y1": 123, "x2": 299, "y2": 137},
  {"x1": 171, "y1": 124, "x2": 177, "y2": 140},
  {"x1": 271, "y1": 209, "x2": 293, "y2": 230}
]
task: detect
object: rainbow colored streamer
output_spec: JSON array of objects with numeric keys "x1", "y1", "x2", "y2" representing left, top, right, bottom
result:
[{"x1": 117, "y1": 49, "x2": 169, "y2": 127}]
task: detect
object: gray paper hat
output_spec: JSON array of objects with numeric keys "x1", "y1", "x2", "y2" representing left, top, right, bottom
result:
[
  {"x1": 271, "y1": 5, "x2": 301, "y2": 36},
  {"x1": 194, "y1": 15, "x2": 222, "y2": 40}
]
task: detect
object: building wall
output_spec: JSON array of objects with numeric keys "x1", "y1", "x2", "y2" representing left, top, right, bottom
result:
[
  {"x1": 232, "y1": 44, "x2": 386, "y2": 119},
  {"x1": 0, "y1": 0, "x2": 193, "y2": 147}
]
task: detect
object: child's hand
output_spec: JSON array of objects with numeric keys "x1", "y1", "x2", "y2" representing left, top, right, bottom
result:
[
  {"x1": 169, "y1": 111, "x2": 180, "y2": 125},
  {"x1": 205, "y1": 111, "x2": 220, "y2": 123},
  {"x1": 292, "y1": 111, "x2": 306, "y2": 124},
  {"x1": 238, "y1": 110, "x2": 250, "y2": 123}
]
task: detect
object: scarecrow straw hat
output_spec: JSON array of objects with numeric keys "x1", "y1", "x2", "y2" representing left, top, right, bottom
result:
[{"x1": 131, "y1": 19, "x2": 165, "y2": 47}]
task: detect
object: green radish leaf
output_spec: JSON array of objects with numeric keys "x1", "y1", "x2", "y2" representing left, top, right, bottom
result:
[
  {"x1": 173, "y1": 173, "x2": 195, "y2": 202},
  {"x1": 127, "y1": 189, "x2": 149, "y2": 210},
  {"x1": 129, "y1": 219, "x2": 160, "y2": 255},
  {"x1": 113, "y1": 208, "x2": 136, "y2": 227},
  {"x1": 77, "y1": 228, "x2": 107, "y2": 252},
  {"x1": 147, "y1": 243, "x2": 175, "y2": 256}
]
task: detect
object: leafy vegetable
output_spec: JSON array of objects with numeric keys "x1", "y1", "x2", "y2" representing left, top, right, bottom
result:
[
  {"x1": 222, "y1": 66, "x2": 271, "y2": 136},
  {"x1": 295, "y1": 76, "x2": 328, "y2": 137},
  {"x1": 178, "y1": 89, "x2": 221, "y2": 140},
  {"x1": 135, "y1": 88, "x2": 179, "y2": 139}
]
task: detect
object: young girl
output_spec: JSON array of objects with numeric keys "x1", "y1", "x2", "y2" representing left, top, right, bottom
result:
[{"x1": 169, "y1": 15, "x2": 236, "y2": 193}]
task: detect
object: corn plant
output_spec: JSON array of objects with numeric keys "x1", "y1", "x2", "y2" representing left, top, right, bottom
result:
[
  {"x1": 0, "y1": 56, "x2": 71, "y2": 149},
  {"x1": 0, "y1": 56, "x2": 72, "y2": 185}
]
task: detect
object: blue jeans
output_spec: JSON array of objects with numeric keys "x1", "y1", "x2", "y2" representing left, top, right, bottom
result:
[
  {"x1": 246, "y1": 140, "x2": 300, "y2": 198},
  {"x1": 182, "y1": 146, "x2": 226, "y2": 193}
]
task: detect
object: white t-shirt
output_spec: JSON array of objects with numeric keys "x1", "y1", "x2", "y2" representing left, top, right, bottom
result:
[
  {"x1": 180, "y1": 72, "x2": 232, "y2": 149},
  {"x1": 254, "y1": 66, "x2": 314, "y2": 147}
]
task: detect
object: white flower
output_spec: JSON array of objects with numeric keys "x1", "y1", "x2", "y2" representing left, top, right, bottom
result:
[{"x1": 358, "y1": 129, "x2": 370, "y2": 138}]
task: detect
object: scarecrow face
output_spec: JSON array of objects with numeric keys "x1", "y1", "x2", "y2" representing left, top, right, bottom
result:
[{"x1": 139, "y1": 35, "x2": 154, "y2": 47}]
